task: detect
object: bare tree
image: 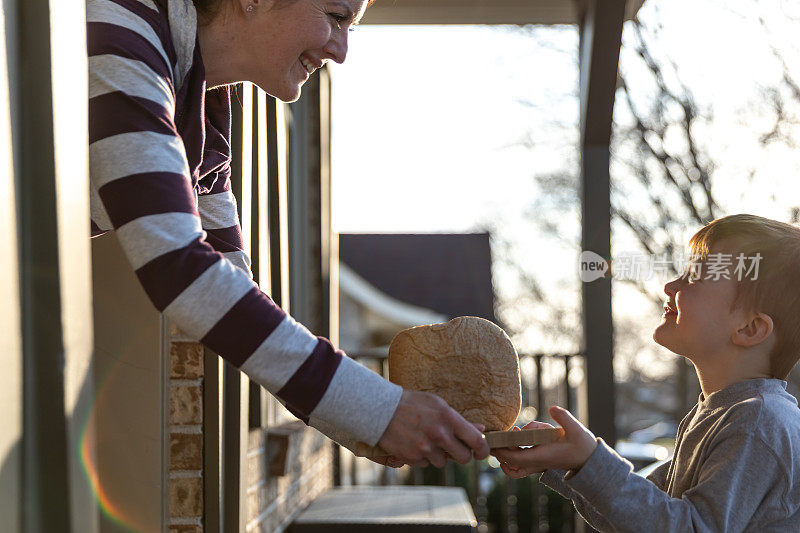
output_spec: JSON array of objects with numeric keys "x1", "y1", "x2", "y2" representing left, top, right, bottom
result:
[{"x1": 489, "y1": 17, "x2": 722, "y2": 431}]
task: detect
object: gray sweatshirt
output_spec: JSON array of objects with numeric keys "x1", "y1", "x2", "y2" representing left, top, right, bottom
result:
[{"x1": 541, "y1": 379, "x2": 800, "y2": 532}]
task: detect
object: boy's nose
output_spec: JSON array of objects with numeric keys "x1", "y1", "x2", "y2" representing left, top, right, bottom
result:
[{"x1": 664, "y1": 277, "x2": 681, "y2": 297}]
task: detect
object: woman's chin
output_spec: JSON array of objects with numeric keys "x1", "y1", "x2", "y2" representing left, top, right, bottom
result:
[{"x1": 258, "y1": 81, "x2": 302, "y2": 103}]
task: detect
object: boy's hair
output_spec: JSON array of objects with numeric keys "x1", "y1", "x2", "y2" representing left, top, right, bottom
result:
[{"x1": 689, "y1": 214, "x2": 800, "y2": 379}]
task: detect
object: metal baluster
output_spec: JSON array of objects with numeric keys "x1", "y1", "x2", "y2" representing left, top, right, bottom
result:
[
  {"x1": 501, "y1": 474, "x2": 510, "y2": 533},
  {"x1": 534, "y1": 355, "x2": 549, "y2": 531},
  {"x1": 350, "y1": 452, "x2": 358, "y2": 486},
  {"x1": 508, "y1": 481, "x2": 519, "y2": 533}
]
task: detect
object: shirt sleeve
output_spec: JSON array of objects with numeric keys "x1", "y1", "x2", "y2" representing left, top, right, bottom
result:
[
  {"x1": 196, "y1": 170, "x2": 253, "y2": 277},
  {"x1": 540, "y1": 465, "x2": 616, "y2": 531},
  {"x1": 644, "y1": 458, "x2": 672, "y2": 490},
  {"x1": 86, "y1": 0, "x2": 401, "y2": 447},
  {"x1": 545, "y1": 435, "x2": 787, "y2": 532}
]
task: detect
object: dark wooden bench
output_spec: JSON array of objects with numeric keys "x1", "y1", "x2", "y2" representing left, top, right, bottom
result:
[{"x1": 289, "y1": 486, "x2": 477, "y2": 532}]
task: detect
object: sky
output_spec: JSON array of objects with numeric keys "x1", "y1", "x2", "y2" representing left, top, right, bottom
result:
[{"x1": 327, "y1": 0, "x2": 800, "y2": 374}]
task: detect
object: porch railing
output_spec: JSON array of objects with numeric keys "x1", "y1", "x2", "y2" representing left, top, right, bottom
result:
[{"x1": 338, "y1": 352, "x2": 585, "y2": 533}]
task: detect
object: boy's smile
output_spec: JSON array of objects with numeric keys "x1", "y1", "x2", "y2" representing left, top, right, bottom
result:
[{"x1": 653, "y1": 252, "x2": 743, "y2": 362}]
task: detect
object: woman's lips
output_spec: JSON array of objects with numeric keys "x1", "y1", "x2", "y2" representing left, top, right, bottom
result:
[{"x1": 663, "y1": 304, "x2": 678, "y2": 317}]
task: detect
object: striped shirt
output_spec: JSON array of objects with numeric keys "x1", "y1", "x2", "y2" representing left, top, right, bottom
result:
[{"x1": 87, "y1": 0, "x2": 402, "y2": 448}]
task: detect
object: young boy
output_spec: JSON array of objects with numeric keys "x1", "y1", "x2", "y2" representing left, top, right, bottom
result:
[{"x1": 493, "y1": 214, "x2": 800, "y2": 531}]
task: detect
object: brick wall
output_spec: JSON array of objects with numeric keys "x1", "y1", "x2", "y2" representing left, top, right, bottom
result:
[
  {"x1": 245, "y1": 425, "x2": 333, "y2": 532},
  {"x1": 168, "y1": 329, "x2": 204, "y2": 532},
  {"x1": 166, "y1": 322, "x2": 333, "y2": 533}
]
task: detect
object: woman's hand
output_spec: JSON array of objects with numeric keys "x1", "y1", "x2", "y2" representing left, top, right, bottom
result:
[
  {"x1": 492, "y1": 406, "x2": 598, "y2": 478},
  {"x1": 377, "y1": 389, "x2": 490, "y2": 468}
]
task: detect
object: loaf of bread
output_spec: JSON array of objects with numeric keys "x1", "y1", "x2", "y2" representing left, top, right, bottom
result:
[{"x1": 388, "y1": 316, "x2": 521, "y2": 431}]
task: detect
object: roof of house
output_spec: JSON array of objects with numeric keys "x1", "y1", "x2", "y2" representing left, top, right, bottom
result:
[{"x1": 339, "y1": 233, "x2": 496, "y2": 323}]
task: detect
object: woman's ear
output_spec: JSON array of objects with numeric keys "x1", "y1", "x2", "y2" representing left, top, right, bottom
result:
[
  {"x1": 237, "y1": 0, "x2": 274, "y2": 15},
  {"x1": 732, "y1": 312, "x2": 774, "y2": 348}
]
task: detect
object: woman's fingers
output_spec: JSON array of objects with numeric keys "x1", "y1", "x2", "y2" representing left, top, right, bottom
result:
[{"x1": 447, "y1": 407, "x2": 490, "y2": 461}]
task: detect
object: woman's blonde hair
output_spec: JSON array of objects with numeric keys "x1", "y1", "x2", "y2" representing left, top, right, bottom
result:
[{"x1": 689, "y1": 214, "x2": 800, "y2": 379}]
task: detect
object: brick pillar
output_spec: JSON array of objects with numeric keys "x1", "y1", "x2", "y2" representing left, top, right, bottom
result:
[{"x1": 168, "y1": 326, "x2": 204, "y2": 532}]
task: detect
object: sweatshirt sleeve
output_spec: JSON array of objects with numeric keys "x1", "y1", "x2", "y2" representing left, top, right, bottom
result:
[
  {"x1": 196, "y1": 170, "x2": 253, "y2": 278},
  {"x1": 87, "y1": 0, "x2": 401, "y2": 447},
  {"x1": 540, "y1": 466, "x2": 615, "y2": 531},
  {"x1": 547, "y1": 436, "x2": 787, "y2": 532}
]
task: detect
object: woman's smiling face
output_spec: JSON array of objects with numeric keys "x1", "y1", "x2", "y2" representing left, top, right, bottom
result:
[{"x1": 244, "y1": 0, "x2": 367, "y2": 101}]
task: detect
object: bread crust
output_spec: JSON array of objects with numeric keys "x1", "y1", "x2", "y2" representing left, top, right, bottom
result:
[{"x1": 388, "y1": 316, "x2": 521, "y2": 431}]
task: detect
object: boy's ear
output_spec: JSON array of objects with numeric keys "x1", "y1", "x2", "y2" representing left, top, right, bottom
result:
[{"x1": 731, "y1": 312, "x2": 774, "y2": 348}]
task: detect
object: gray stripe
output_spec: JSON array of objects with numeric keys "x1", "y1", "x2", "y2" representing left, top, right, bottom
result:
[
  {"x1": 90, "y1": 130, "x2": 189, "y2": 187},
  {"x1": 310, "y1": 357, "x2": 403, "y2": 446},
  {"x1": 165, "y1": 0, "x2": 198, "y2": 91},
  {"x1": 198, "y1": 190, "x2": 240, "y2": 229},
  {"x1": 87, "y1": 0, "x2": 172, "y2": 73},
  {"x1": 222, "y1": 250, "x2": 253, "y2": 278},
  {"x1": 135, "y1": 0, "x2": 159, "y2": 11},
  {"x1": 239, "y1": 316, "x2": 319, "y2": 391},
  {"x1": 89, "y1": 54, "x2": 174, "y2": 107},
  {"x1": 115, "y1": 212, "x2": 202, "y2": 269},
  {"x1": 90, "y1": 185, "x2": 113, "y2": 231},
  {"x1": 162, "y1": 259, "x2": 256, "y2": 339},
  {"x1": 307, "y1": 415, "x2": 358, "y2": 454}
]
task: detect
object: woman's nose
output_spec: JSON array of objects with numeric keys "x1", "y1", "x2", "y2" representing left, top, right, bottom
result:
[{"x1": 324, "y1": 30, "x2": 349, "y2": 64}]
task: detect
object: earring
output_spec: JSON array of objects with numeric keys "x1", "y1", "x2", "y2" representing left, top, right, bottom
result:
[{"x1": 246, "y1": 4, "x2": 254, "y2": 12}]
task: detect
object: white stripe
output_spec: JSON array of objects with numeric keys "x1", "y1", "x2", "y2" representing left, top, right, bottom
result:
[
  {"x1": 89, "y1": 54, "x2": 174, "y2": 113},
  {"x1": 198, "y1": 190, "x2": 240, "y2": 230},
  {"x1": 115, "y1": 212, "x2": 202, "y2": 270},
  {"x1": 310, "y1": 357, "x2": 403, "y2": 446},
  {"x1": 239, "y1": 316, "x2": 319, "y2": 391},
  {"x1": 222, "y1": 250, "x2": 253, "y2": 278},
  {"x1": 162, "y1": 259, "x2": 256, "y2": 339},
  {"x1": 135, "y1": 0, "x2": 159, "y2": 11},
  {"x1": 307, "y1": 415, "x2": 358, "y2": 454},
  {"x1": 90, "y1": 185, "x2": 113, "y2": 231},
  {"x1": 90, "y1": 130, "x2": 189, "y2": 187},
  {"x1": 87, "y1": 0, "x2": 172, "y2": 73}
]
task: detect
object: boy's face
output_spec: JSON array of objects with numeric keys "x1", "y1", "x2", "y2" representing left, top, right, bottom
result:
[{"x1": 653, "y1": 245, "x2": 746, "y2": 360}]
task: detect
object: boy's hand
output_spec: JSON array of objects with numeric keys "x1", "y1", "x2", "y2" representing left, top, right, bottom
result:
[{"x1": 493, "y1": 406, "x2": 598, "y2": 478}]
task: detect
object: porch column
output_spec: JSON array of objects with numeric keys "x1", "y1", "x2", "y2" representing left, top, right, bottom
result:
[{"x1": 578, "y1": 0, "x2": 626, "y2": 447}]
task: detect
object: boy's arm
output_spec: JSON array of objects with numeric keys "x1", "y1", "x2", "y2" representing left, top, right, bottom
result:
[
  {"x1": 644, "y1": 458, "x2": 672, "y2": 490},
  {"x1": 539, "y1": 469, "x2": 616, "y2": 531},
  {"x1": 557, "y1": 433, "x2": 786, "y2": 532}
]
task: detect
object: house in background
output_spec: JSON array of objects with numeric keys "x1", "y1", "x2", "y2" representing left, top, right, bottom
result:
[{"x1": 338, "y1": 232, "x2": 496, "y2": 358}]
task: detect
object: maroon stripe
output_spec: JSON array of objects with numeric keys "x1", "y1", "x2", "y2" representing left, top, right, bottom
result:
[
  {"x1": 90, "y1": 219, "x2": 105, "y2": 237},
  {"x1": 136, "y1": 238, "x2": 220, "y2": 311},
  {"x1": 205, "y1": 226, "x2": 244, "y2": 254},
  {"x1": 276, "y1": 339, "x2": 343, "y2": 418},
  {"x1": 201, "y1": 288, "x2": 285, "y2": 366},
  {"x1": 87, "y1": 22, "x2": 173, "y2": 84},
  {"x1": 98, "y1": 172, "x2": 196, "y2": 228},
  {"x1": 95, "y1": 0, "x2": 177, "y2": 66},
  {"x1": 90, "y1": 92, "x2": 176, "y2": 144},
  {"x1": 204, "y1": 171, "x2": 232, "y2": 194}
]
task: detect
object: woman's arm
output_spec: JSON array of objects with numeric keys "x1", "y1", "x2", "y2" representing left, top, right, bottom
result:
[{"x1": 87, "y1": 0, "x2": 399, "y2": 447}]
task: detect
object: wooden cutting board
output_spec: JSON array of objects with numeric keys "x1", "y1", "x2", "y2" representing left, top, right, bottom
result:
[{"x1": 356, "y1": 427, "x2": 564, "y2": 458}]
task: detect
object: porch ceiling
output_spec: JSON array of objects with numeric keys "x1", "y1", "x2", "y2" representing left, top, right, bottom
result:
[{"x1": 361, "y1": 0, "x2": 645, "y2": 25}]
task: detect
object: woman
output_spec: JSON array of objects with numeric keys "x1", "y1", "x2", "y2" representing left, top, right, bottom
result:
[{"x1": 87, "y1": 0, "x2": 489, "y2": 468}]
